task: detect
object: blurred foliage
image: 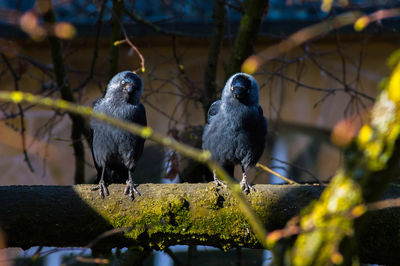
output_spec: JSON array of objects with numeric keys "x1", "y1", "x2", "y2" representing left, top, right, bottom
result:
[{"x1": 274, "y1": 49, "x2": 400, "y2": 265}]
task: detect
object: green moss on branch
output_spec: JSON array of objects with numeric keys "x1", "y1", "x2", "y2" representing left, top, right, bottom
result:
[{"x1": 1, "y1": 183, "x2": 400, "y2": 265}]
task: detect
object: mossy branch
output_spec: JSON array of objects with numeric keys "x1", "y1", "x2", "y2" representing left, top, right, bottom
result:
[
  {"x1": 1, "y1": 184, "x2": 400, "y2": 265},
  {"x1": 0, "y1": 91, "x2": 268, "y2": 248}
]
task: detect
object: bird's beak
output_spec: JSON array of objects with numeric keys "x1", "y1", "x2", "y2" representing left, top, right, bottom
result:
[
  {"x1": 232, "y1": 86, "x2": 248, "y2": 99},
  {"x1": 123, "y1": 83, "x2": 134, "y2": 95},
  {"x1": 127, "y1": 84, "x2": 134, "y2": 95}
]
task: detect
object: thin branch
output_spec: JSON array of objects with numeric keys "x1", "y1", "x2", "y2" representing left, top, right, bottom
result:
[
  {"x1": 256, "y1": 163, "x2": 299, "y2": 185},
  {"x1": 74, "y1": 0, "x2": 106, "y2": 94},
  {"x1": 260, "y1": 70, "x2": 375, "y2": 102},
  {"x1": 123, "y1": 7, "x2": 188, "y2": 37},
  {"x1": 269, "y1": 157, "x2": 321, "y2": 184},
  {"x1": 115, "y1": 25, "x2": 145, "y2": 73},
  {"x1": 242, "y1": 11, "x2": 363, "y2": 73},
  {"x1": 1, "y1": 53, "x2": 34, "y2": 172}
]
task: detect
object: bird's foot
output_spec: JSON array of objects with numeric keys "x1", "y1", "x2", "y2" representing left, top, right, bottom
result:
[
  {"x1": 213, "y1": 178, "x2": 227, "y2": 188},
  {"x1": 124, "y1": 180, "x2": 141, "y2": 200},
  {"x1": 240, "y1": 177, "x2": 256, "y2": 194},
  {"x1": 91, "y1": 179, "x2": 109, "y2": 199}
]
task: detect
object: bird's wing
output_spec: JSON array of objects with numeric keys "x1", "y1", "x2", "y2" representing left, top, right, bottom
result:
[
  {"x1": 257, "y1": 105, "x2": 263, "y2": 116},
  {"x1": 136, "y1": 103, "x2": 147, "y2": 126},
  {"x1": 90, "y1": 126, "x2": 103, "y2": 183},
  {"x1": 257, "y1": 105, "x2": 268, "y2": 133},
  {"x1": 206, "y1": 100, "x2": 221, "y2": 124}
]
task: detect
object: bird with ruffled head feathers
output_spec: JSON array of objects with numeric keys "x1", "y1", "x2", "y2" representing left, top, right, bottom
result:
[
  {"x1": 91, "y1": 71, "x2": 147, "y2": 200},
  {"x1": 202, "y1": 73, "x2": 268, "y2": 193}
]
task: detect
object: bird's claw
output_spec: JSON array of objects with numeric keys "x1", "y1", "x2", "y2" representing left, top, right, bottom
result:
[
  {"x1": 213, "y1": 178, "x2": 227, "y2": 188},
  {"x1": 240, "y1": 178, "x2": 256, "y2": 194},
  {"x1": 124, "y1": 180, "x2": 141, "y2": 200},
  {"x1": 91, "y1": 180, "x2": 109, "y2": 199}
]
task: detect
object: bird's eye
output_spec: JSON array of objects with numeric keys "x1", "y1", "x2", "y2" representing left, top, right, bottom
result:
[{"x1": 120, "y1": 80, "x2": 126, "y2": 86}]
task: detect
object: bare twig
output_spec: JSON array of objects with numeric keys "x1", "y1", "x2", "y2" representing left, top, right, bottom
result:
[
  {"x1": 115, "y1": 26, "x2": 145, "y2": 73},
  {"x1": 242, "y1": 11, "x2": 363, "y2": 73},
  {"x1": 270, "y1": 157, "x2": 321, "y2": 183},
  {"x1": 123, "y1": 7, "x2": 187, "y2": 37},
  {"x1": 256, "y1": 163, "x2": 299, "y2": 185},
  {"x1": 1, "y1": 53, "x2": 34, "y2": 172},
  {"x1": 74, "y1": 0, "x2": 106, "y2": 94}
]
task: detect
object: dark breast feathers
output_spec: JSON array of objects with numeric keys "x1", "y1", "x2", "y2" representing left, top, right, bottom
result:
[
  {"x1": 91, "y1": 99, "x2": 147, "y2": 183},
  {"x1": 202, "y1": 100, "x2": 267, "y2": 171}
]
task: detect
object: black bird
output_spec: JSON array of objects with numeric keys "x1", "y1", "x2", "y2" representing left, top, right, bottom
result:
[
  {"x1": 202, "y1": 73, "x2": 267, "y2": 193},
  {"x1": 91, "y1": 71, "x2": 146, "y2": 200}
]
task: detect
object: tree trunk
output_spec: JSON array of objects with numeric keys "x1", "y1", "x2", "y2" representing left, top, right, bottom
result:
[
  {"x1": 39, "y1": 0, "x2": 90, "y2": 184},
  {"x1": 0, "y1": 184, "x2": 399, "y2": 264},
  {"x1": 225, "y1": 0, "x2": 269, "y2": 79}
]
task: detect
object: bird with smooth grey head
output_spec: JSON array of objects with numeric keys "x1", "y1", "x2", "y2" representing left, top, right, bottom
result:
[
  {"x1": 91, "y1": 71, "x2": 146, "y2": 200},
  {"x1": 202, "y1": 73, "x2": 268, "y2": 193}
]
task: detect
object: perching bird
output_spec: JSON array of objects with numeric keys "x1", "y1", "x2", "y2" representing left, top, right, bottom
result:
[
  {"x1": 91, "y1": 71, "x2": 146, "y2": 200},
  {"x1": 202, "y1": 73, "x2": 268, "y2": 193}
]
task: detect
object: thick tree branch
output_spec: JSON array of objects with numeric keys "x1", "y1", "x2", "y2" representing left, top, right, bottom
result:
[
  {"x1": 202, "y1": 0, "x2": 226, "y2": 115},
  {"x1": 0, "y1": 184, "x2": 400, "y2": 264},
  {"x1": 225, "y1": 0, "x2": 269, "y2": 79}
]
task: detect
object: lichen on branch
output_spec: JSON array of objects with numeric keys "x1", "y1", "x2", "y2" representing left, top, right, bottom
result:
[{"x1": 285, "y1": 50, "x2": 400, "y2": 265}]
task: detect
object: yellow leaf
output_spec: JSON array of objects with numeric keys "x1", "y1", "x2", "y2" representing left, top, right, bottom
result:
[
  {"x1": 388, "y1": 63, "x2": 400, "y2": 102},
  {"x1": 241, "y1": 57, "x2": 260, "y2": 74},
  {"x1": 331, "y1": 251, "x2": 343, "y2": 264},
  {"x1": 141, "y1": 127, "x2": 152, "y2": 138},
  {"x1": 351, "y1": 205, "x2": 367, "y2": 218},
  {"x1": 354, "y1": 16, "x2": 369, "y2": 32},
  {"x1": 321, "y1": 0, "x2": 333, "y2": 12},
  {"x1": 358, "y1": 125, "x2": 372, "y2": 146},
  {"x1": 10, "y1": 91, "x2": 23, "y2": 103},
  {"x1": 387, "y1": 49, "x2": 400, "y2": 69}
]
